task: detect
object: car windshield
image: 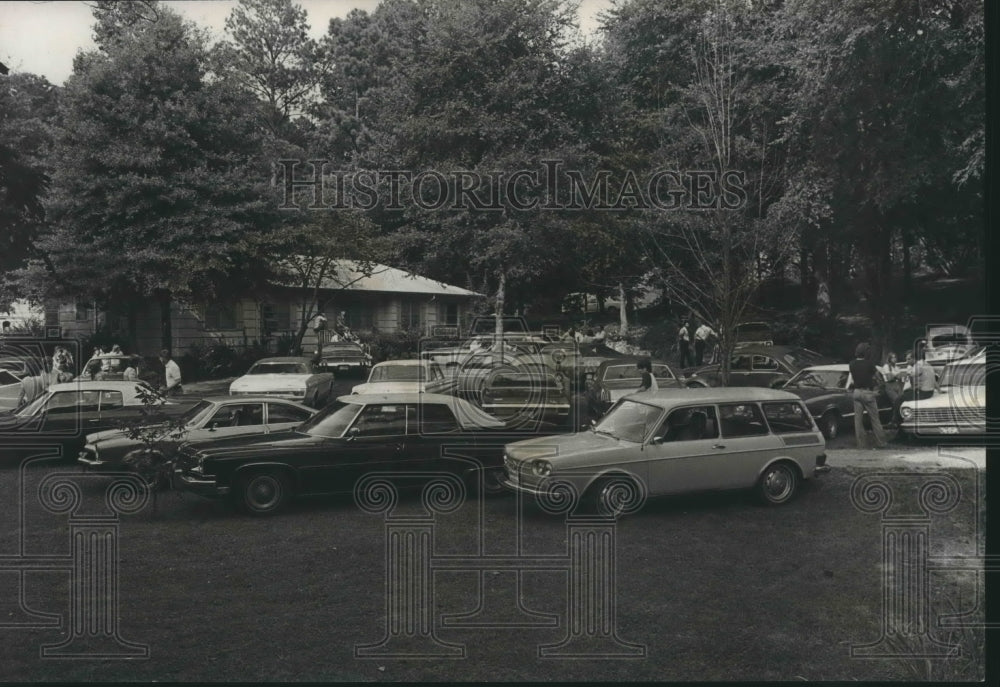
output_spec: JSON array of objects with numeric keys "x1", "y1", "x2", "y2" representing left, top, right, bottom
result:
[
  {"x1": 939, "y1": 363, "x2": 984, "y2": 388},
  {"x1": 592, "y1": 399, "x2": 663, "y2": 443},
  {"x1": 247, "y1": 362, "x2": 308, "y2": 375},
  {"x1": 369, "y1": 365, "x2": 424, "y2": 382},
  {"x1": 299, "y1": 400, "x2": 362, "y2": 438},
  {"x1": 785, "y1": 369, "x2": 845, "y2": 389},
  {"x1": 930, "y1": 332, "x2": 971, "y2": 347},
  {"x1": 179, "y1": 400, "x2": 216, "y2": 426},
  {"x1": 14, "y1": 391, "x2": 49, "y2": 416}
]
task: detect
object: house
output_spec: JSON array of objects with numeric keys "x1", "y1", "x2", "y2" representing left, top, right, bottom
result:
[{"x1": 45, "y1": 261, "x2": 484, "y2": 355}]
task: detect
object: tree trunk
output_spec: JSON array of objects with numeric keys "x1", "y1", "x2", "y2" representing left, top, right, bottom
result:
[
  {"x1": 157, "y1": 290, "x2": 172, "y2": 354},
  {"x1": 902, "y1": 228, "x2": 912, "y2": 302},
  {"x1": 618, "y1": 282, "x2": 627, "y2": 336},
  {"x1": 494, "y1": 272, "x2": 505, "y2": 338}
]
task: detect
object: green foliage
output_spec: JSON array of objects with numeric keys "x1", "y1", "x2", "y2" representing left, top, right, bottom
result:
[{"x1": 361, "y1": 330, "x2": 423, "y2": 363}]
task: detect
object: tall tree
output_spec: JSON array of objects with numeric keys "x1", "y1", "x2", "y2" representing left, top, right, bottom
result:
[{"x1": 19, "y1": 6, "x2": 275, "y2": 350}]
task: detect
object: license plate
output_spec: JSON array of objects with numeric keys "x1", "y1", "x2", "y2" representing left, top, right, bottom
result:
[{"x1": 939, "y1": 427, "x2": 959, "y2": 434}]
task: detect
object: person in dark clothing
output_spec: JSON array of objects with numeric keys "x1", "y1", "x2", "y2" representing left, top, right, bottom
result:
[{"x1": 848, "y1": 343, "x2": 887, "y2": 448}]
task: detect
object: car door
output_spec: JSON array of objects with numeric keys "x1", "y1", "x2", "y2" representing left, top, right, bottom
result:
[
  {"x1": 727, "y1": 355, "x2": 753, "y2": 386},
  {"x1": 308, "y1": 402, "x2": 409, "y2": 494},
  {"x1": 749, "y1": 355, "x2": 782, "y2": 387},
  {"x1": 396, "y1": 402, "x2": 486, "y2": 480},
  {"x1": 644, "y1": 405, "x2": 728, "y2": 495},
  {"x1": 712, "y1": 402, "x2": 784, "y2": 488}
]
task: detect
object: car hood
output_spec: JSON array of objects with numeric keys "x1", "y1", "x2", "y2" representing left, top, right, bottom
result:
[
  {"x1": 505, "y1": 430, "x2": 623, "y2": 464},
  {"x1": 901, "y1": 386, "x2": 985, "y2": 409},
  {"x1": 231, "y1": 374, "x2": 311, "y2": 390},
  {"x1": 183, "y1": 430, "x2": 320, "y2": 459},
  {"x1": 782, "y1": 386, "x2": 837, "y2": 401}
]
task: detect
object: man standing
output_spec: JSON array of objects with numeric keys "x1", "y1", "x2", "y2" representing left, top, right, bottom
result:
[
  {"x1": 848, "y1": 343, "x2": 887, "y2": 449},
  {"x1": 160, "y1": 349, "x2": 183, "y2": 397},
  {"x1": 910, "y1": 347, "x2": 939, "y2": 400},
  {"x1": 693, "y1": 320, "x2": 716, "y2": 366},
  {"x1": 677, "y1": 320, "x2": 692, "y2": 368},
  {"x1": 312, "y1": 311, "x2": 329, "y2": 356}
]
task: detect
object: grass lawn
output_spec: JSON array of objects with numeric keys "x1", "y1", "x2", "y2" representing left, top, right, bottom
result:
[{"x1": 0, "y1": 460, "x2": 985, "y2": 682}]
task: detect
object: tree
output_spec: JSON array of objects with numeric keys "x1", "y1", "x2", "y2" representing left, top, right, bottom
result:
[{"x1": 19, "y1": 6, "x2": 276, "y2": 350}]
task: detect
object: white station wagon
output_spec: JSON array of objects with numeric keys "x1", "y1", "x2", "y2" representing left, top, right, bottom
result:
[{"x1": 502, "y1": 387, "x2": 829, "y2": 516}]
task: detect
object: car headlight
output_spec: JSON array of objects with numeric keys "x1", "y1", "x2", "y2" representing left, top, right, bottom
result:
[
  {"x1": 531, "y1": 460, "x2": 552, "y2": 477},
  {"x1": 900, "y1": 406, "x2": 913, "y2": 420}
]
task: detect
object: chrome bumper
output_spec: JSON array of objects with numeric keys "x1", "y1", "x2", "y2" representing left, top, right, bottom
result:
[{"x1": 173, "y1": 468, "x2": 230, "y2": 497}]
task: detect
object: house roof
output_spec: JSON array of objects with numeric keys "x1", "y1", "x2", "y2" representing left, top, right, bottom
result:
[{"x1": 281, "y1": 260, "x2": 483, "y2": 298}]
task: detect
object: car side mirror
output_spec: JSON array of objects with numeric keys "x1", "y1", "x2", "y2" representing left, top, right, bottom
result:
[
  {"x1": 347, "y1": 426, "x2": 360, "y2": 442},
  {"x1": 652, "y1": 435, "x2": 664, "y2": 444}
]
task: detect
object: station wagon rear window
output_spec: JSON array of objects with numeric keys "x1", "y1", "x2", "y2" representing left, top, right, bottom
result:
[
  {"x1": 719, "y1": 403, "x2": 769, "y2": 437},
  {"x1": 762, "y1": 402, "x2": 814, "y2": 433}
]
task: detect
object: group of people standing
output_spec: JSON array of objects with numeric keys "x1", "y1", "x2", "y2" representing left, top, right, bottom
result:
[
  {"x1": 849, "y1": 343, "x2": 939, "y2": 449},
  {"x1": 677, "y1": 319, "x2": 717, "y2": 368}
]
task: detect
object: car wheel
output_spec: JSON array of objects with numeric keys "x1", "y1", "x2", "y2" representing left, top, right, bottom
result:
[
  {"x1": 238, "y1": 470, "x2": 291, "y2": 515},
  {"x1": 590, "y1": 475, "x2": 644, "y2": 518},
  {"x1": 819, "y1": 411, "x2": 840, "y2": 440},
  {"x1": 472, "y1": 468, "x2": 507, "y2": 498},
  {"x1": 125, "y1": 450, "x2": 170, "y2": 491},
  {"x1": 756, "y1": 462, "x2": 800, "y2": 506}
]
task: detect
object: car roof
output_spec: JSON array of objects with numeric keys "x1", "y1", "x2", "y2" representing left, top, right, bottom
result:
[
  {"x1": 252, "y1": 357, "x2": 314, "y2": 364},
  {"x1": 199, "y1": 396, "x2": 315, "y2": 407},
  {"x1": 372, "y1": 359, "x2": 429, "y2": 367},
  {"x1": 45, "y1": 380, "x2": 153, "y2": 392},
  {"x1": 337, "y1": 392, "x2": 460, "y2": 404},
  {"x1": 636, "y1": 387, "x2": 803, "y2": 409},
  {"x1": 799, "y1": 364, "x2": 850, "y2": 372}
]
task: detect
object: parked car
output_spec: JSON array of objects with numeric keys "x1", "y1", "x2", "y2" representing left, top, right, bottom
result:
[
  {"x1": 501, "y1": 388, "x2": 829, "y2": 516},
  {"x1": 317, "y1": 342, "x2": 372, "y2": 376},
  {"x1": 586, "y1": 357, "x2": 684, "y2": 418},
  {"x1": 77, "y1": 396, "x2": 317, "y2": 482},
  {"x1": 0, "y1": 381, "x2": 195, "y2": 459},
  {"x1": 0, "y1": 368, "x2": 23, "y2": 410},
  {"x1": 174, "y1": 393, "x2": 567, "y2": 515},
  {"x1": 479, "y1": 368, "x2": 572, "y2": 427},
  {"x1": 900, "y1": 351, "x2": 986, "y2": 437},
  {"x1": 229, "y1": 357, "x2": 335, "y2": 408},
  {"x1": 684, "y1": 345, "x2": 834, "y2": 388},
  {"x1": 351, "y1": 360, "x2": 454, "y2": 395},
  {"x1": 780, "y1": 364, "x2": 893, "y2": 439},
  {"x1": 924, "y1": 324, "x2": 977, "y2": 370}
]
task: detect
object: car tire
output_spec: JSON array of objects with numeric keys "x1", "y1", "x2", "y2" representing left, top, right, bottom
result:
[
  {"x1": 819, "y1": 411, "x2": 840, "y2": 440},
  {"x1": 756, "y1": 461, "x2": 800, "y2": 506},
  {"x1": 589, "y1": 475, "x2": 644, "y2": 518},
  {"x1": 467, "y1": 468, "x2": 507, "y2": 499},
  {"x1": 237, "y1": 470, "x2": 291, "y2": 515}
]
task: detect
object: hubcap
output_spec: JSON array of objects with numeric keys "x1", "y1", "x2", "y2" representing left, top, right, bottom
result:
[
  {"x1": 248, "y1": 477, "x2": 280, "y2": 509},
  {"x1": 764, "y1": 468, "x2": 792, "y2": 501}
]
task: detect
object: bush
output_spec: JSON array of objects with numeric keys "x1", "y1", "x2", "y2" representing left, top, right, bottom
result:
[
  {"x1": 362, "y1": 330, "x2": 424, "y2": 363},
  {"x1": 180, "y1": 341, "x2": 271, "y2": 382}
]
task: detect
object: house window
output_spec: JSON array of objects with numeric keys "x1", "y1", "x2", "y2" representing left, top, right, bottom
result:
[
  {"x1": 75, "y1": 302, "x2": 92, "y2": 321},
  {"x1": 261, "y1": 302, "x2": 290, "y2": 334},
  {"x1": 205, "y1": 303, "x2": 243, "y2": 330},
  {"x1": 399, "y1": 300, "x2": 422, "y2": 331},
  {"x1": 441, "y1": 302, "x2": 459, "y2": 326},
  {"x1": 44, "y1": 307, "x2": 59, "y2": 327},
  {"x1": 345, "y1": 304, "x2": 373, "y2": 330}
]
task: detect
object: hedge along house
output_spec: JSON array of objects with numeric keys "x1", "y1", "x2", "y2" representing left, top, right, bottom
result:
[{"x1": 45, "y1": 260, "x2": 484, "y2": 356}]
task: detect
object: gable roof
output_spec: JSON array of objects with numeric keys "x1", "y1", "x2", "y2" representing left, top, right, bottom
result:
[{"x1": 279, "y1": 259, "x2": 482, "y2": 298}]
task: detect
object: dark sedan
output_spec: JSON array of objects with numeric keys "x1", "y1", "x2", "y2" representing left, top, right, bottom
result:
[
  {"x1": 683, "y1": 345, "x2": 834, "y2": 389},
  {"x1": 174, "y1": 393, "x2": 567, "y2": 515},
  {"x1": 318, "y1": 342, "x2": 372, "y2": 376},
  {"x1": 780, "y1": 364, "x2": 893, "y2": 439},
  {"x1": 78, "y1": 396, "x2": 316, "y2": 481},
  {"x1": 586, "y1": 357, "x2": 683, "y2": 418}
]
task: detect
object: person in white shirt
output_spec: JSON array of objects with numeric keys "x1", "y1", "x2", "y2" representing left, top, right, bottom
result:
[
  {"x1": 123, "y1": 357, "x2": 139, "y2": 382},
  {"x1": 693, "y1": 321, "x2": 717, "y2": 366},
  {"x1": 159, "y1": 349, "x2": 183, "y2": 396},
  {"x1": 677, "y1": 321, "x2": 692, "y2": 368},
  {"x1": 592, "y1": 326, "x2": 606, "y2": 344}
]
